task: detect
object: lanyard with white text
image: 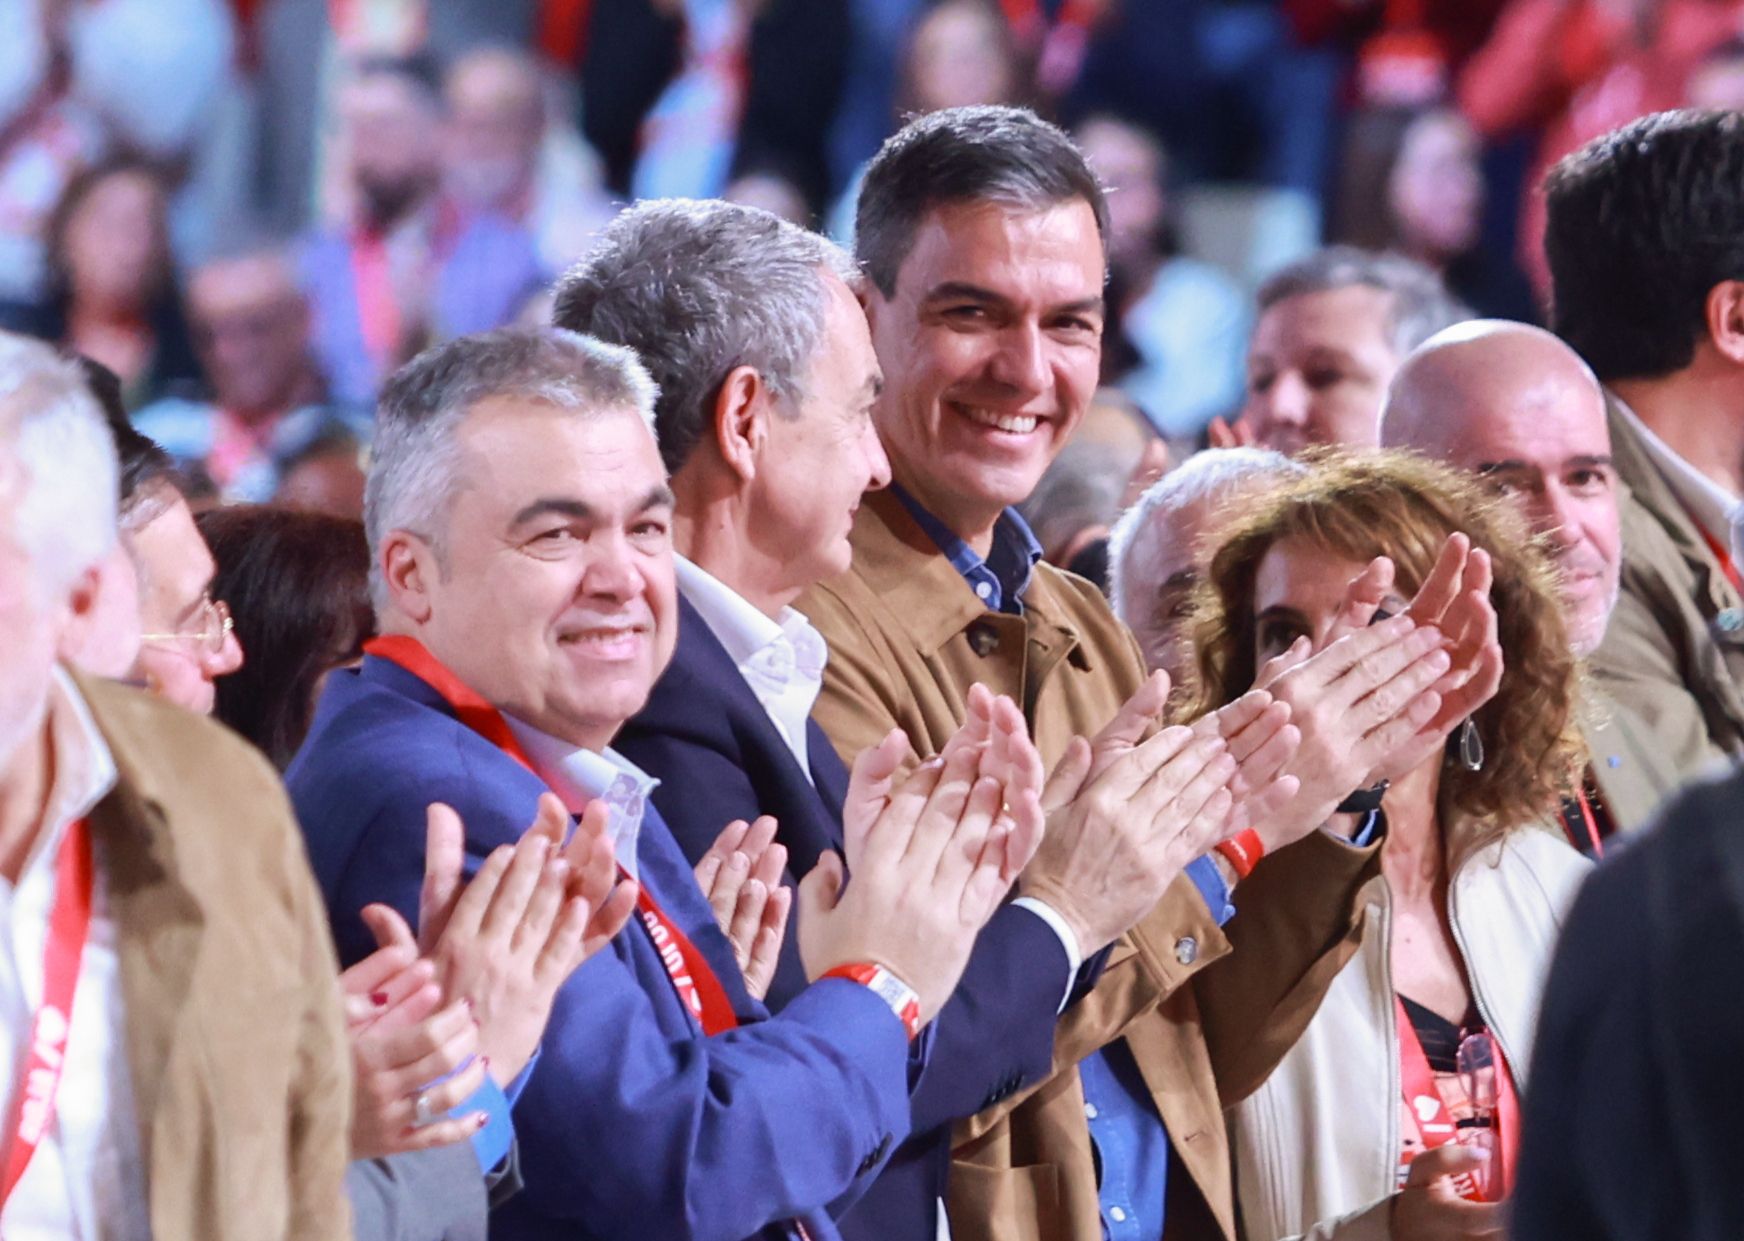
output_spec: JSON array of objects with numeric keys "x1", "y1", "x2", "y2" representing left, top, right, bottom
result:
[
  {"x1": 362, "y1": 636, "x2": 742, "y2": 1035},
  {"x1": 0, "y1": 818, "x2": 94, "y2": 1204},
  {"x1": 1395, "y1": 998, "x2": 1519, "y2": 1201}
]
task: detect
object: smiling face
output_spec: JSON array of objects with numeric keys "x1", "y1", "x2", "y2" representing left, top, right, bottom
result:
[
  {"x1": 412, "y1": 399, "x2": 677, "y2": 750},
  {"x1": 1243, "y1": 285, "x2": 1401, "y2": 454},
  {"x1": 865, "y1": 197, "x2": 1105, "y2": 546}
]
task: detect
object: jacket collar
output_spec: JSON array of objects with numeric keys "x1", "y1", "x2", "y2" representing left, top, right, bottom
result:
[
  {"x1": 67, "y1": 670, "x2": 206, "y2": 1161},
  {"x1": 836, "y1": 488, "x2": 1088, "y2": 660}
]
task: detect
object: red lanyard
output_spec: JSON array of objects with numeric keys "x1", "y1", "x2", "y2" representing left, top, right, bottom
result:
[
  {"x1": 363, "y1": 636, "x2": 741, "y2": 1035},
  {"x1": 349, "y1": 231, "x2": 402, "y2": 376},
  {"x1": 1569, "y1": 788, "x2": 1605, "y2": 859},
  {"x1": 0, "y1": 818, "x2": 95, "y2": 1204},
  {"x1": 1394, "y1": 998, "x2": 1519, "y2": 1202},
  {"x1": 1696, "y1": 522, "x2": 1744, "y2": 597}
]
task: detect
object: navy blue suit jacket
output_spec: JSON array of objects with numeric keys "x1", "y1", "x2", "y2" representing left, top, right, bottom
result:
[
  {"x1": 286, "y1": 656, "x2": 913, "y2": 1241},
  {"x1": 615, "y1": 595, "x2": 1076, "y2": 1241}
]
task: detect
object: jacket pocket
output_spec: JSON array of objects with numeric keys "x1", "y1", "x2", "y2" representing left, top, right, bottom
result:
[{"x1": 948, "y1": 1161, "x2": 1065, "y2": 1241}]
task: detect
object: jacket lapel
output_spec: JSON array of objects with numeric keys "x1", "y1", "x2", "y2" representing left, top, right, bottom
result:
[{"x1": 76, "y1": 678, "x2": 208, "y2": 1174}]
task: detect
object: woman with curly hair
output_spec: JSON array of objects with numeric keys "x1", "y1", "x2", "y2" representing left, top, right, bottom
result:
[{"x1": 1186, "y1": 451, "x2": 1591, "y2": 1241}]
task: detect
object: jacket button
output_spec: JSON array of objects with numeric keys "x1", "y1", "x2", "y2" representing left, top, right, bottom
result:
[
  {"x1": 1174, "y1": 936, "x2": 1198, "y2": 965},
  {"x1": 856, "y1": 1133, "x2": 893, "y2": 1177},
  {"x1": 967, "y1": 622, "x2": 999, "y2": 656}
]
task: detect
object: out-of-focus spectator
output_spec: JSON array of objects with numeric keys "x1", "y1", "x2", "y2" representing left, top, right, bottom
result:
[
  {"x1": 1687, "y1": 34, "x2": 1744, "y2": 106},
  {"x1": 1107, "y1": 446, "x2": 1304, "y2": 687},
  {"x1": 722, "y1": 163, "x2": 812, "y2": 225},
  {"x1": 298, "y1": 55, "x2": 543, "y2": 407},
  {"x1": 1285, "y1": 0, "x2": 1511, "y2": 109},
  {"x1": 1076, "y1": 113, "x2": 1250, "y2": 439},
  {"x1": 440, "y1": 44, "x2": 616, "y2": 277},
  {"x1": 133, "y1": 245, "x2": 371, "y2": 502},
  {"x1": 198, "y1": 504, "x2": 372, "y2": 769},
  {"x1": 0, "y1": 3, "x2": 105, "y2": 303},
  {"x1": 0, "y1": 156, "x2": 201, "y2": 407},
  {"x1": 828, "y1": 0, "x2": 1026, "y2": 239},
  {"x1": 1236, "y1": 245, "x2": 1467, "y2": 453},
  {"x1": 1068, "y1": 1, "x2": 1343, "y2": 206},
  {"x1": 1459, "y1": 0, "x2": 1744, "y2": 300},
  {"x1": 1332, "y1": 106, "x2": 1536, "y2": 319},
  {"x1": 274, "y1": 427, "x2": 368, "y2": 520},
  {"x1": 581, "y1": 0, "x2": 849, "y2": 215}
]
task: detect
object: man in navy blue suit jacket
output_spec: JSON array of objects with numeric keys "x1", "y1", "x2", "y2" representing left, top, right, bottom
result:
[
  {"x1": 285, "y1": 326, "x2": 1064, "y2": 1241},
  {"x1": 556, "y1": 199, "x2": 1282, "y2": 1240}
]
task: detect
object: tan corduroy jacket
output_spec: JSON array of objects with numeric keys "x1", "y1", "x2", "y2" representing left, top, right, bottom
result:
[
  {"x1": 75, "y1": 671, "x2": 354, "y2": 1241},
  {"x1": 800, "y1": 492, "x2": 1378, "y2": 1241},
  {"x1": 1594, "y1": 396, "x2": 1744, "y2": 770}
]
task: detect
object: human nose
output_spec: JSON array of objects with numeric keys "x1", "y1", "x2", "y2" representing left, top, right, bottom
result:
[
  {"x1": 986, "y1": 322, "x2": 1050, "y2": 399},
  {"x1": 862, "y1": 420, "x2": 892, "y2": 491},
  {"x1": 1260, "y1": 372, "x2": 1311, "y2": 428},
  {"x1": 581, "y1": 532, "x2": 646, "y2": 601}
]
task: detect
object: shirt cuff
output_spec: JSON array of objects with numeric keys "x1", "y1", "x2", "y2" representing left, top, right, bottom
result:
[
  {"x1": 1010, "y1": 896, "x2": 1082, "y2": 1012},
  {"x1": 1340, "y1": 809, "x2": 1385, "y2": 848},
  {"x1": 463, "y1": 1074, "x2": 515, "y2": 1174},
  {"x1": 1187, "y1": 854, "x2": 1237, "y2": 927}
]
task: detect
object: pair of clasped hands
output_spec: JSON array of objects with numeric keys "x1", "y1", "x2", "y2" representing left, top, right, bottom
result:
[{"x1": 339, "y1": 533, "x2": 1502, "y2": 1162}]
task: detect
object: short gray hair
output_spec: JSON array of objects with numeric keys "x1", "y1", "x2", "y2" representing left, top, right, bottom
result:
[
  {"x1": 1256, "y1": 245, "x2": 1469, "y2": 358},
  {"x1": 365, "y1": 327, "x2": 658, "y2": 608},
  {"x1": 552, "y1": 198, "x2": 856, "y2": 475},
  {"x1": 854, "y1": 105, "x2": 1109, "y2": 297},
  {"x1": 1108, "y1": 447, "x2": 1303, "y2": 622},
  {"x1": 0, "y1": 333, "x2": 117, "y2": 598}
]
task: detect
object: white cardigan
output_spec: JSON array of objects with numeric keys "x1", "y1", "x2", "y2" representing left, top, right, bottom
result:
[{"x1": 1228, "y1": 823, "x2": 1592, "y2": 1241}]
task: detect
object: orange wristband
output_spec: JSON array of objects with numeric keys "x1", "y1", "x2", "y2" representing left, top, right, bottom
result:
[
  {"x1": 822, "y1": 963, "x2": 921, "y2": 1040},
  {"x1": 1214, "y1": 828, "x2": 1266, "y2": 879}
]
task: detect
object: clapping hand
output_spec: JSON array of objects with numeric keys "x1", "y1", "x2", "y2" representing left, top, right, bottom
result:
[{"x1": 694, "y1": 816, "x2": 792, "y2": 1001}]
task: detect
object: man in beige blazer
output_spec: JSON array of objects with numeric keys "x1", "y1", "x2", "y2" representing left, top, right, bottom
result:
[
  {"x1": 1543, "y1": 108, "x2": 1744, "y2": 770},
  {"x1": 0, "y1": 335, "x2": 352, "y2": 1240},
  {"x1": 801, "y1": 106, "x2": 1496, "y2": 1241},
  {"x1": 1380, "y1": 319, "x2": 1697, "y2": 841}
]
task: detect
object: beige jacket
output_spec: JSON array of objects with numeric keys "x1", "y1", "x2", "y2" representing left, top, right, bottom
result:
[
  {"x1": 1595, "y1": 397, "x2": 1744, "y2": 767},
  {"x1": 801, "y1": 492, "x2": 1378, "y2": 1241},
  {"x1": 1229, "y1": 822, "x2": 1590, "y2": 1241},
  {"x1": 78, "y1": 671, "x2": 354, "y2": 1241}
]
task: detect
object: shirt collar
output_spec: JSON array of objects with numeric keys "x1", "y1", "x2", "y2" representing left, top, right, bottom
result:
[
  {"x1": 1613, "y1": 396, "x2": 1739, "y2": 544},
  {"x1": 889, "y1": 482, "x2": 1043, "y2": 615},
  {"x1": 46, "y1": 667, "x2": 117, "y2": 831},
  {"x1": 500, "y1": 716, "x2": 658, "y2": 878}
]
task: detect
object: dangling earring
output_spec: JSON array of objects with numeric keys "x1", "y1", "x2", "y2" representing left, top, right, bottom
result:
[{"x1": 1456, "y1": 718, "x2": 1484, "y2": 772}]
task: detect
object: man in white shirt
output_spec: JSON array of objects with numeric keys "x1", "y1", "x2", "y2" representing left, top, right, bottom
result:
[
  {"x1": 1543, "y1": 108, "x2": 1744, "y2": 764},
  {"x1": 0, "y1": 332, "x2": 353, "y2": 1239}
]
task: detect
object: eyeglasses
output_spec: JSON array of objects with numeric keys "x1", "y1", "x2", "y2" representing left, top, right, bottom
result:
[{"x1": 140, "y1": 597, "x2": 234, "y2": 658}]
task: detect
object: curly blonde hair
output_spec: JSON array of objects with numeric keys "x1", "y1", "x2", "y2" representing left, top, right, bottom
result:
[{"x1": 1184, "y1": 449, "x2": 1586, "y2": 830}]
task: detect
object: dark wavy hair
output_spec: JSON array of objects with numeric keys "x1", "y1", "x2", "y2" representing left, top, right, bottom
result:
[
  {"x1": 197, "y1": 506, "x2": 374, "y2": 769},
  {"x1": 1185, "y1": 450, "x2": 1585, "y2": 831}
]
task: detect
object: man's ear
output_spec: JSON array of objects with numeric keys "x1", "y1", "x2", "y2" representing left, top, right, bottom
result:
[
  {"x1": 1705, "y1": 279, "x2": 1744, "y2": 365},
  {"x1": 380, "y1": 531, "x2": 436, "y2": 625},
  {"x1": 712, "y1": 364, "x2": 771, "y2": 484},
  {"x1": 55, "y1": 552, "x2": 138, "y2": 677}
]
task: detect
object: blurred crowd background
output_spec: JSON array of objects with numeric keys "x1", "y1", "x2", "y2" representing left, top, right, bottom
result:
[{"x1": 5, "y1": 0, "x2": 1743, "y2": 522}]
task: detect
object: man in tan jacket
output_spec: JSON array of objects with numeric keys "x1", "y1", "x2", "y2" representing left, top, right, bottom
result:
[
  {"x1": 801, "y1": 106, "x2": 1496, "y2": 1241},
  {"x1": 1543, "y1": 109, "x2": 1744, "y2": 770},
  {"x1": 0, "y1": 336, "x2": 352, "y2": 1240}
]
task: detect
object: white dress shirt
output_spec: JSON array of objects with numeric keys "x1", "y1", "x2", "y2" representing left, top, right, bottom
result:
[
  {"x1": 674, "y1": 556, "x2": 829, "y2": 779},
  {"x1": 502, "y1": 718, "x2": 659, "y2": 879},
  {"x1": 0, "y1": 670, "x2": 148, "y2": 1241}
]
